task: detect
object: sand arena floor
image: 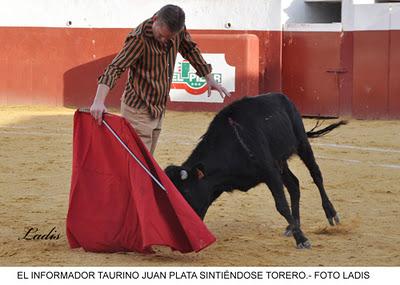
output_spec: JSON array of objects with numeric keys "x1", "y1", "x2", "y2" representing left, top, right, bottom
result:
[{"x1": 0, "y1": 105, "x2": 399, "y2": 266}]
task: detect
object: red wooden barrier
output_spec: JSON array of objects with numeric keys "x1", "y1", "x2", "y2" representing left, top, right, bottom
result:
[
  {"x1": 389, "y1": 30, "x2": 400, "y2": 119},
  {"x1": 282, "y1": 30, "x2": 342, "y2": 117},
  {"x1": 352, "y1": 31, "x2": 390, "y2": 119}
]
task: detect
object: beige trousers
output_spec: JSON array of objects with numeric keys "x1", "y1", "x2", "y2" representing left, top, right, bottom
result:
[{"x1": 120, "y1": 102, "x2": 163, "y2": 154}]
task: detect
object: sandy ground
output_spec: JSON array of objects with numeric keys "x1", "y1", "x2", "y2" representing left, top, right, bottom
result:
[{"x1": 0, "y1": 105, "x2": 399, "y2": 266}]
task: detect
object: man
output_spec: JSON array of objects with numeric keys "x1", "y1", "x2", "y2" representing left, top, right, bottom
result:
[{"x1": 90, "y1": 4, "x2": 230, "y2": 154}]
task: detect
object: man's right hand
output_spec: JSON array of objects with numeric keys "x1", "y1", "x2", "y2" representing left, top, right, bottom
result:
[
  {"x1": 90, "y1": 84, "x2": 110, "y2": 125},
  {"x1": 90, "y1": 101, "x2": 107, "y2": 125}
]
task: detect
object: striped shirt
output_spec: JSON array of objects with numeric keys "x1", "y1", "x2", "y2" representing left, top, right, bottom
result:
[{"x1": 98, "y1": 18, "x2": 212, "y2": 118}]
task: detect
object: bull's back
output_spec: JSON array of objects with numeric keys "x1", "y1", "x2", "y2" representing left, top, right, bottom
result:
[
  {"x1": 219, "y1": 93, "x2": 304, "y2": 160},
  {"x1": 221, "y1": 92, "x2": 298, "y2": 117}
]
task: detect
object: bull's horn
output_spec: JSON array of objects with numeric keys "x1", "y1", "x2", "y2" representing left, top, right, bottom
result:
[{"x1": 180, "y1": 170, "x2": 188, "y2": 180}]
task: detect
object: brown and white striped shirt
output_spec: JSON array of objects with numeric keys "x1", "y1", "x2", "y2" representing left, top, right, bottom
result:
[{"x1": 98, "y1": 18, "x2": 212, "y2": 118}]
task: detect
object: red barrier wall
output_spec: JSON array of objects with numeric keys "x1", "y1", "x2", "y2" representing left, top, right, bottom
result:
[
  {"x1": 339, "y1": 31, "x2": 354, "y2": 117},
  {"x1": 0, "y1": 27, "x2": 279, "y2": 112},
  {"x1": 0, "y1": 27, "x2": 130, "y2": 106},
  {"x1": 282, "y1": 28, "x2": 399, "y2": 119},
  {"x1": 352, "y1": 31, "x2": 390, "y2": 119},
  {"x1": 389, "y1": 30, "x2": 400, "y2": 119},
  {"x1": 282, "y1": 31, "x2": 343, "y2": 117},
  {"x1": 1, "y1": 26, "x2": 398, "y2": 119}
]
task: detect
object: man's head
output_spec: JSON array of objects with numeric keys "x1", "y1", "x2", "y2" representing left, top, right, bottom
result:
[{"x1": 152, "y1": 5, "x2": 185, "y2": 46}]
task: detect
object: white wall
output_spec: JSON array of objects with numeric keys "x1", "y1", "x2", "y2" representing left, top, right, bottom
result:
[
  {"x1": 353, "y1": 0, "x2": 374, "y2": 3},
  {"x1": 0, "y1": 0, "x2": 282, "y2": 31},
  {"x1": 342, "y1": 0, "x2": 400, "y2": 31},
  {"x1": 3, "y1": 0, "x2": 399, "y2": 32},
  {"x1": 341, "y1": 0, "x2": 355, "y2": 31},
  {"x1": 283, "y1": 0, "x2": 400, "y2": 31},
  {"x1": 353, "y1": 4, "x2": 390, "y2": 30},
  {"x1": 391, "y1": 5, "x2": 400, "y2": 28}
]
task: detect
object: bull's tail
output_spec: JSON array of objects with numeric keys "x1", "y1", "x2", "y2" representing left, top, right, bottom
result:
[{"x1": 306, "y1": 120, "x2": 347, "y2": 138}]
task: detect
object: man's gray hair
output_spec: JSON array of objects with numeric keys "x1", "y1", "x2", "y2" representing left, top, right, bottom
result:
[{"x1": 157, "y1": 4, "x2": 185, "y2": 33}]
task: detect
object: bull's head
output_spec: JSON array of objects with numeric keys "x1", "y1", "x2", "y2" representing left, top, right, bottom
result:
[{"x1": 165, "y1": 164, "x2": 210, "y2": 220}]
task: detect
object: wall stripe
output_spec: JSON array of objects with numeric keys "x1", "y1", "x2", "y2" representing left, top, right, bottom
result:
[{"x1": 0, "y1": 0, "x2": 282, "y2": 31}]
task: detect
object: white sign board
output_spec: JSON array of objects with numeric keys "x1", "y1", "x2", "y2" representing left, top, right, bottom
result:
[{"x1": 169, "y1": 54, "x2": 235, "y2": 103}]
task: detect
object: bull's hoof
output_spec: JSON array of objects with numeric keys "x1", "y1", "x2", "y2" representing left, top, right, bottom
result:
[
  {"x1": 284, "y1": 226, "x2": 293, "y2": 237},
  {"x1": 328, "y1": 214, "x2": 340, "y2": 226},
  {"x1": 297, "y1": 240, "x2": 312, "y2": 249}
]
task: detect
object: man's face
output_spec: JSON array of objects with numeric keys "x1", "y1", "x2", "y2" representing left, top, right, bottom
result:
[{"x1": 152, "y1": 17, "x2": 175, "y2": 47}]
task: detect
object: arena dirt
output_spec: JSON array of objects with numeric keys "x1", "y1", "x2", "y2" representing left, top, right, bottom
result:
[{"x1": 0, "y1": 106, "x2": 399, "y2": 266}]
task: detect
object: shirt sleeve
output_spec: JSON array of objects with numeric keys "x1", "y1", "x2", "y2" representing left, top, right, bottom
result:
[
  {"x1": 178, "y1": 27, "x2": 212, "y2": 77},
  {"x1": 98, "y1": 34, "x2": 144, "y2": 89}
]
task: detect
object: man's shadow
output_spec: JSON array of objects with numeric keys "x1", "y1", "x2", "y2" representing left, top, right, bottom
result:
[{"x1": 63, "y1": 54, "x2": 127, "y2": 109}]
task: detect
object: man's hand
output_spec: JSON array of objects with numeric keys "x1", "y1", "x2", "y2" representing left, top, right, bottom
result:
[
  {"x1": 205, "y1": 73, "x2": 231, "y2": 99},
  {"x1": 90, "y1": 84, "x2": 109, "y2": 125},
  {"x1": 90, "y1": 101, "x2": 107, "y2": 125}
]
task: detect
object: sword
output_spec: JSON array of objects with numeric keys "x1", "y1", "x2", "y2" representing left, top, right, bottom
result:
[{"x1": 79, "y1": 108, "x2": 167, "y2": 193}]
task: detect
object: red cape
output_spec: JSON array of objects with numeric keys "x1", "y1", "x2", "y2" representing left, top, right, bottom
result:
[{"x1": 66, "y1": 111, "x2": 216, "y2": 253}]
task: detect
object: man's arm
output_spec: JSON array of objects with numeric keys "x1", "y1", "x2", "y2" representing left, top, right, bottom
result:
[
  {"x1": 178, "y1": 28, "x2": 231, "y2": 99},
  {"x1": 90, "y1": 34, "x2": 144, "y2": 124}
]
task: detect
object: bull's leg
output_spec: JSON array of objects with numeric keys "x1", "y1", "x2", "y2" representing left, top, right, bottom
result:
[
  {"x1": 281, "y1": 162, "x2": 301, "y2": 236},
  {"x1": 264, "y1": 169, "x2": 311, "y2": 249},
  {"x1": 298, "y1": 142, "x2": 340, "y2": 226}
]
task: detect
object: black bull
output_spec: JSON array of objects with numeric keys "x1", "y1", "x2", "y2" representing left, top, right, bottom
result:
[{"x1": 165, "y1": 93, "x2": 346, "y2": 249}]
